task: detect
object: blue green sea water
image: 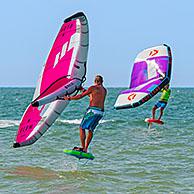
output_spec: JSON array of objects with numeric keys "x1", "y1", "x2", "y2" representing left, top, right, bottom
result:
[{"x1": 0, "y1": 87, "x2": 194, "y2": 194}]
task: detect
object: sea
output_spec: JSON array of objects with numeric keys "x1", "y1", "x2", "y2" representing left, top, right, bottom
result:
[{"x1": 0, "y1": 87, "x2": 194, "y2": 194}]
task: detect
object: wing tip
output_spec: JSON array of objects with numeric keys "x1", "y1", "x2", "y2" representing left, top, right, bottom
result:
[
  {"x1": 64, "y1": 12, "x2": 87, "y2": 23},
  {"x1": 31, "y1": 101, "x2": 39, "y2": 107},
  {"x1": 13, "y1": 142, "x2": 21, "y2": 148}
]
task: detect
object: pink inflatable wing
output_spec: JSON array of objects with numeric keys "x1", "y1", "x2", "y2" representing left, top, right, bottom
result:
[
  {"x1": 32, "y1": 12, "x2": 89, "y2": 107},
  {"x1": 13, "y1": 12, "x2": 89, "y2": 148},
  {"x1": 114, "y1": 44, "x2": 172, "y2": 109}
]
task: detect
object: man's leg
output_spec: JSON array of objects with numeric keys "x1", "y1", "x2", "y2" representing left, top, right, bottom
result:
[
  {"x1": 80, "y1": 127, "x2": 86, "y2": 149},
  {"x1": 158, "y1": 108, "x2": 164, "y2": 120},
  {"x1": 84, "y1": 130, "x2": 93, "y2": 152},
  {"x1": 152, "y1": 106, "x2": 157, "y2": 119}
]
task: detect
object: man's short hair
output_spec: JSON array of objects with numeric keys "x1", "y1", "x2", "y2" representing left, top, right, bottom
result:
[{"x1": 95, "y1": 75, "x2": 103, "y2": 84}]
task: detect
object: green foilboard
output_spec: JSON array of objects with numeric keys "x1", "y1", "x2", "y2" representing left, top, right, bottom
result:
[{"x1": 64, "y1": 149, "x2": 95, "y2": 160}]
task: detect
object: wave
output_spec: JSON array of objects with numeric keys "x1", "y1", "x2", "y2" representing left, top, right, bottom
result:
[
  {"x1": 0, "y1": 120, "x2": 20, "y2": 128},
  {"x1": 58, "y1": 119, "x2": 82, "y2": 125},
  {"x1": 0, "y1": 118, "x2": 115, "y2": 128},
  {"x1": 58, "y1": 119, "x2": 115, "y2": 125}
]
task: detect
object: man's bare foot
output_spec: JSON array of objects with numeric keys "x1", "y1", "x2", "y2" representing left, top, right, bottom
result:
[{"x1": 73, "y1": 147, "x2": 83, "y2": 151}]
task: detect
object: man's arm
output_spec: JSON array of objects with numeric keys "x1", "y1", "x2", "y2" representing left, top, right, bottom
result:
[
  {"x1": 63, "y1": 86, "x2": 93, "y2": 101},
  {"x1": 79, "y1": 86, "x2": 87, "y2": 92}
]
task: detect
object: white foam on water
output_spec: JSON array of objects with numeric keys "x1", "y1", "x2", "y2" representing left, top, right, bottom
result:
[
  {"x1": 0, "y1": 120, "x2": 20, "y2": 128},
  {"x1": 59, "y1": 119, "x2": 82, "y2": 125},
  {"x1": 100, "y1": 119, "x2": 115, "y2": 124},
  {"x1": 58, "y1": 119, "x2": 115, "y2": 125}
]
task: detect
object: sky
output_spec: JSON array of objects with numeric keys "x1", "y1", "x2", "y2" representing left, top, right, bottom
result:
[{"x1": 0, "y1": 0, "x2": 194, "y2": 87}]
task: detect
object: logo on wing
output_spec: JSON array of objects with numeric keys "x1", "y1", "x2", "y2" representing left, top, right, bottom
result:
[
  {"x1": 128, "y1": 93, "x2": 136, "y2": 101},
  {"x1": 149, "y1": 49, "x2": 159, "y2": 57}
]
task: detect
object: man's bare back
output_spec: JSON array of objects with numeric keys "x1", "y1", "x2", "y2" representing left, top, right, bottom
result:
[
  {"x1": 88, "y1": 85, "x2": 107, "y2": 110},
  {"x1": 64, "y1": 76, "x2": 107, "y2": 110}
]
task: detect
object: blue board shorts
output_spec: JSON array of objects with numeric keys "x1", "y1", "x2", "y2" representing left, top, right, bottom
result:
[
  {"x1": 80, "y1": 107, "x2": 104, "y2": 132},
  {"x1": 155, "y1": 101, "x2": 167, "y2": 109}
]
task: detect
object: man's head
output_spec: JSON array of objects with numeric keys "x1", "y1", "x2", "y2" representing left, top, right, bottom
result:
[
  {"x1": 164, "y1": 83, "x2": 169, "y2": 90},
  {"x1": 94, "y1": 75, "x2": 103, "y2": 85}
]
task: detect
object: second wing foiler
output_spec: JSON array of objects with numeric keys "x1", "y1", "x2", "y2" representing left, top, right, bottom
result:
[
  {"x1": 114, "y1": 44, "x2": 172, "y2": 110},
  {"x1": 13, "y1": 12, "x2": 89, "y2": 148}
]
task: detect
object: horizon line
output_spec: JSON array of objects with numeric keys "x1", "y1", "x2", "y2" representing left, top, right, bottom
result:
[{"x1": 0, "y1": 85, "x2": 194, "y2": 88}]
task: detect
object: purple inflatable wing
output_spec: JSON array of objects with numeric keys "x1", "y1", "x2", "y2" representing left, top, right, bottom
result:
[{"x1": 114, "y1": 44, "x2": 172, "y2": 109}]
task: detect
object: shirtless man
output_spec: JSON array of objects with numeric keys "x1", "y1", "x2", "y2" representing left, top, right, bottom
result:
[{"x1": 63, "y1": 75, "x2": 107, "y2": 152}]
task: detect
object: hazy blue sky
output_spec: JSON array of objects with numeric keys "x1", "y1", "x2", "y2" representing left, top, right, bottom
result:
[{"x1": 0, "y1": 0, "x2": 194, "y2": 87}]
